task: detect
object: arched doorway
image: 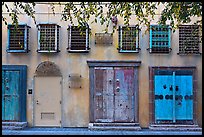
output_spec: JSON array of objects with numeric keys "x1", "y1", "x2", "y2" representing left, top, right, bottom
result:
[{"x1": 34, "y1": 61, "x2": 62, "y2": 127}]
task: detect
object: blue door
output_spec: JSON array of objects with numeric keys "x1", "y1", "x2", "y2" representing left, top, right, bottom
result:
[
  {"x1": 154, "y1": 71, "x2": 193, "y2": 123},
  {"x1": 175, "y1": 75, "x2": 193, "y2": 120},
  {"x1": 155, "y1": 75, "x2": 173, "y2": 121},
  {"x1": 2, "y1": 65, "x2": 27, "y2": 122},
  {"x1": 2, "y1": 71, "x2": 20, "y2": 121}
]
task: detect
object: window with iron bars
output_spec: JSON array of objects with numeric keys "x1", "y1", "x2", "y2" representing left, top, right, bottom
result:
[
  {"x1": 67, "y1": 25, "x2": 90, "y2": 53},
  {"x1": 118, "y1": 25, "x2": 140, "y2": 53},
  {"x1": 178, "y1": 25, "x2": 201, "y2": 55},
  {"x1": 148, "y1": 25, "x2": 171, "y2": 53},
  {"x1": 7, "y1": 24, "x2": 30, "y2": 53},
  {"x1": 37, "y1": 23, "x2": 60, "y2": 53}
]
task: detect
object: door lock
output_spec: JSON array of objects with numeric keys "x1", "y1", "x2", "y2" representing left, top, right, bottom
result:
[
  {"x1": 36, "y1": 100, "x2": 39, "y2": 104},
  {"x1": 169, "y1": 85, "x2": 173, "y2": 91},
  {"x1": 109, "y1": 79, "x2": 112, "y2": 84}
]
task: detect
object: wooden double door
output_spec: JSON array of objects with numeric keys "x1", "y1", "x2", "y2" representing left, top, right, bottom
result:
[
  {"x1": 93, "y1": 67, "x2": 136, "y2": 123},
  {"x1": 154, "y1": 71, "x2": 193, "y2": 123}
]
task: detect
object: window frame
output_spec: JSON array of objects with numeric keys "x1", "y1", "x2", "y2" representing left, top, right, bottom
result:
[
  {"x1": 117, "y1": 25, "x2": 140, "y2": 53},
  {"x1": 67, "y1": 25, "x2": 90, "y2": 53},
  {"x1": 148, "y1": 25, "x2": 172, "y2": 54},
  {"x1": 7, "y1": 24, "x2": 30, "y2": 53},
  {"x1": 37, "y1": 23, "x2": 60, "y2": 53}
]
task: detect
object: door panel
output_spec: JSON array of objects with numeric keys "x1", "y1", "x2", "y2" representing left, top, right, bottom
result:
[
  {"x1": 175, "y1": 76, "x2": 193, "y2": 120},
  {"x1": 93, "y1": 67, "x2": 135, "y2": 123},
  {"x1": 2, "y1": 71, "x2": 20, "y2": 121},
  {"x1": 155, "y1": 75, "x2": 173, "y2": 121},
  {"x1": 94, "y1": 68, "x2": 114, "y2": 122},
  {"x1": 34, "y1": 77, "x2": 61, "y2": 126},
  {"x1": 114, "y1": 67, "x2": 134, "y2": 122}
]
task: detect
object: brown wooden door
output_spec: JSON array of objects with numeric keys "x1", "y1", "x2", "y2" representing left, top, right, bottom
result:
[{"x1": 93, "y1": 67, "x2": 135, "y2": 123}]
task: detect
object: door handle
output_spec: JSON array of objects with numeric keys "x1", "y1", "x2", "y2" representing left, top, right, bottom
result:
[{"x1": 116, "y1": 87, "x2": 120, "y2": 92}]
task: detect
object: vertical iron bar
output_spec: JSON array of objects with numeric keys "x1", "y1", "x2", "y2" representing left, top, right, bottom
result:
[
  {"x1": 24, "y1": 25, "x2": 27, "y2": 51},
  {"x1": 37, "y1": 25, "x2": 41, "y2": 51},
  {"x1": 168, "y1": 26, "x2": 171, "y2": 49},
  {"x1": 150, "y1": 25, "x2": 152, "y2": 52},
  {"x1": 120, "y1": 26, "x2": 122, "y2": 52},
  {"x1": 172, "y1": 71, "x2": 176, "y2": 123},
  {"x1": 86, "y1": 26, "x2": 88, "y2": 50},
  {"x1": 55, "y1": 25, "x2": 58, "y2": 51},
  {"x1": 7, "y1": 25, "x2": 10, "y2": 51},
  {"x1": 69, "y1": 25, "x2": 72, "y2": 50}
]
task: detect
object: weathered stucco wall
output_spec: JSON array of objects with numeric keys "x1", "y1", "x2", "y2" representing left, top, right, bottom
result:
[{"x1": 2, "y1": 3, "x2": 202, "y2": 128}]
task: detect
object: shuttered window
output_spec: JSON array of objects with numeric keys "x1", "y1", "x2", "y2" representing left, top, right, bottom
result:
[
  {"x1": 118, "y1": 26, "x2": 140, "y2": 53},
  {"x1": 37, "y1": 24, "x2": 60, "y2": 53},
  {"x1": 149, "y1": 25, "x2": 171, "y2": 53},
  {"x1": 67, "y1": 25, "x2": 90, "y2": 53},
  {"x1": 178, "y1": 25, "x2": 201, "y2": 55},
  {"x1": 7, "y1": 24, "x2": 30, "y2": 53}
]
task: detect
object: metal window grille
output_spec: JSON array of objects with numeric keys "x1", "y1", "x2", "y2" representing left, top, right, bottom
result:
[
  {"x1": 67, "y1": 25, "x2": 90, "y2": 53},
  {"x1": 118, "y1": 26, "x2": 140, "y2": 53},
  {"x1": 178, "y1": 25, "x2": 201, "y2": 55},
  {"x1": 149, "y1": 25, "x2": 171, "y2": 53},
  {"x1": 37, "y1": 24, "x2": 60, "y2": 53},
  {"x1": 7, "y1": 24, "x2": 30, "y2": 53}
]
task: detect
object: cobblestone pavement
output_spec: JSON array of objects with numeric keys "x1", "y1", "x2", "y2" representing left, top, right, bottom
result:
[{"x1": 2, "y1": 128, "x2": 202, "y2": 135}]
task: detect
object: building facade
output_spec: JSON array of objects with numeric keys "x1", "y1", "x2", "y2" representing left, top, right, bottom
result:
[{"x1": 2, "y1": 3, "x2": 202, "y2": 130}]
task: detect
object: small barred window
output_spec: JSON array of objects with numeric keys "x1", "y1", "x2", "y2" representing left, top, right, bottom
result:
[
  {"x1": 149, "y1": 25, "x2": 171, "y2": 53},
  {"x1": 7, "y1": 24, "x2": 30, "y2": 53},
  {"x1": 118, "y1": 26, "x2": 140, "y2": 53},
  {"x1": 37, "y1": 24, "x2": 60, "y2": 53},
  {"x1": 178, "y1": 25, "x2": 201, "y2": 55},
  {"x1": 67, "y1": 25, "x2": 90, "y2": 53}
]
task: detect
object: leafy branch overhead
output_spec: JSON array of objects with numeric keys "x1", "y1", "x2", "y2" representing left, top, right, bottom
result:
[{"x1": 2, "y1": 2, "x2": 202, "y2": 33}]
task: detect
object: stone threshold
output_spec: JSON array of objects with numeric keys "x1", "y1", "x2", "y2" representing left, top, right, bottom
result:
[
  {"x1": 88, "y1": 123, "x2": 141, "y2": 131},
  {"x1": 149, "y1": 124, "x2": 202, "y2": 131},
  {"x1": 2, "y1": 122, "x2": 28, "y2": 130}
]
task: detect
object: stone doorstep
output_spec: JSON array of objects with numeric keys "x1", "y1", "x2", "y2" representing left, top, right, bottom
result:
[
  {"x1": 2, "y1": 122, "x2": 28, "y2": 130},
  {"x1": 149, "y1": 124, "x2": 202, "y2": 131},
  {"x1": 88, "y1": 123, "x2": 141, "y2": 131},
  {"x1": 89, "y1": 126, "x2": 142, "y2": 131}
]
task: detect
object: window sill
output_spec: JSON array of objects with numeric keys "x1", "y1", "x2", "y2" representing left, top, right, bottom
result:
[
  {"x1": 147, "y1": 47, "x2": 172, "y2": 54},
  {"x1": 67, "y1": 50, "x2": 89, "y2": 53},
  {"x1": 177, "y1": 53, "x2": 202, "y2": 55},
  {"x1": 37, "y1": 50, "x2": 60, "y2": 53},
  {"x1": 6, "y1": 49, "x2": 29, "y2": 53}
]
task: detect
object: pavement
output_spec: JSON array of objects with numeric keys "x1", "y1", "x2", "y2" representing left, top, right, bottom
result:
[{"x1": 2, "y1": 127, "x2": 203, "y2": 135}]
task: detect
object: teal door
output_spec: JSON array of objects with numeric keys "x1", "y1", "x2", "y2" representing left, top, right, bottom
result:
[
  {"x1": 2, "y1": 65, "x2": 27, "y2": 122},
  {"x1": 2, "y1": 70, "x2": 20, "y2": 121},
  {"x1": 154, "y1": 71, "x2": 193, "y2": 123}
]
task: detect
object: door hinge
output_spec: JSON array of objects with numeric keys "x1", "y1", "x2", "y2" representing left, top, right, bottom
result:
[
  {"x1": 60, "y1": 120, "x2": 61, "y2": 124},
  {"x1": 60, "y1": 81, "x2": 62, "y2": 84},
  {"x1": 60, "y1": 100, "x2": 62, "y2": 104}
]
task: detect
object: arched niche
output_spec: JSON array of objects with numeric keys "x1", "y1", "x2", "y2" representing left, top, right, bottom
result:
[{"x1": 35, "y1": 61, "x2": 62, "y2": 76}]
